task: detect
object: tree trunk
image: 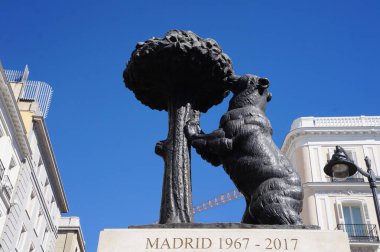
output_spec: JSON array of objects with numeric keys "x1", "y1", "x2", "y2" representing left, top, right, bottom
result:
[{"x1": 158, "y1": 96, "x2": 199, "y2": 223}]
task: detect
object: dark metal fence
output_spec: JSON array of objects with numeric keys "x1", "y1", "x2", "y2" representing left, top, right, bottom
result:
[
  {"x1": 331, "y1": 177, "x2": 365, "y2": 182},
  {"x1": 337, "y1": 224, "x2": 380, "y2": 242}
]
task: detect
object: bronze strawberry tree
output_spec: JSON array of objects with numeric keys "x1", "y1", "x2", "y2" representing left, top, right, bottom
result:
[{"x1": 123, "y1": 30, "x2": 234, "y2": 224}]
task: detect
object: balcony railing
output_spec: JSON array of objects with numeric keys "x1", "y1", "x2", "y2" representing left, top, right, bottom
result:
[
  {"x1": 20, "y1": 80, "x2": 53, "y2": 118},
  {"x1": 331, "y1": 177, "x2": 365, "y2": 182},
  {"x1": 4, "y1": 69, "x2": 23, "y2": 82},
  {"x1": 1, "y1": 175, "x2": 13, "y2": 200},
  {"x1": 4, "y1": 69, "x2": 53, "y2": 118},
  {"x1": 337, "y1": 224, "x2": 380, "y2": 243}
]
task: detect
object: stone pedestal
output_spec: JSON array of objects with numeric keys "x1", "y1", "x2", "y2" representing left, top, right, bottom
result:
[{"x1": 97, "y1": 224, "x2": 350, "y2": 252}]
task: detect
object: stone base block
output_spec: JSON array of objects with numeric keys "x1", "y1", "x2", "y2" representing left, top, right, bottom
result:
[{"x1": 98, "y1": 226, "x2": 350, "y2": 252}]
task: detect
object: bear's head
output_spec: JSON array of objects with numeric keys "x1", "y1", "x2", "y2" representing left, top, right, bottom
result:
[{"x1": 227, "y1": 74, "x2": 272, "y2": 111}]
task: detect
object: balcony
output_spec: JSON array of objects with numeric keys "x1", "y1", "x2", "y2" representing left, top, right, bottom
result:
[
  {"x1": 4, "y1": 69, "x2": 53, "y2": 118},
  {"x1": 337, "y1": 224, "x2": 380, "y2": 243},
  {"x1": 1, "y1": 175, "x2": 13, "y2": 200},
  {"x1": 331, "y1": 177, "x2": 365, "y2": 183}
]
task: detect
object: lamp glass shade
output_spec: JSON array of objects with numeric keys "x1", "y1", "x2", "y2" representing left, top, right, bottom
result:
[{"x1": 332, "y1": 163, "x2": 350, "y2": 179}]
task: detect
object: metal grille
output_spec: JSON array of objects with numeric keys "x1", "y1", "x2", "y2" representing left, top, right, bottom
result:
[
  {"x1": 337, "y1": 224, "x2": 380, "y2": 242},
  {"x1": 4, "y1": 69, "x2": 23, "y2": 82},
  {"x1": 20, "y1": 80, "x2": 53, "y2": 118},
  {"x1": 193, "y1": 189, "x2": 243, "y2": 214},
  {"x1": 4, "y1": 69, "x2": 53, "y2": 118}
]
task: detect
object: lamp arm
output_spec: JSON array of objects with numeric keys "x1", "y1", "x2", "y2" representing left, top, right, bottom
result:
[
  {"x1": 364, "y1": 156, "x2": 380, "y2": 181},
  {"x1": 356, "y1": 166, "x2": 370, "y2": 178}
]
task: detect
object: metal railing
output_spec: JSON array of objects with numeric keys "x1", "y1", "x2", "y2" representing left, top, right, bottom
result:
[
  {"x1": 4, "y1": 69, "x2": 23, "y2": 82},
  {"x1": 314, "y1": 116, "x2": 380, "y2": 128},
  {"x1": 331, "y1": 177, "x2": 365, "y2": 182},
  {"x1": 20, "y1": 80, "x2": 53, "y2": 118},
  {"x1": 4, "y1": 69, "x2": 53, "y2": 118},
  {"x1": 1, "y1": 175, "x2": 13, "y2": 200},
  {"x1": 337, "y1": 224, "x2": 380, "y2": 242}
]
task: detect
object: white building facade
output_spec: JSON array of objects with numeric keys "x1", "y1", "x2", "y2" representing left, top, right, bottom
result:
[
  {"x1": 282, "y1": 116, "x2": 380, "y2": 252},
  {"x1": 0, "y1": 63, "x2": 71, "y2": 252}
]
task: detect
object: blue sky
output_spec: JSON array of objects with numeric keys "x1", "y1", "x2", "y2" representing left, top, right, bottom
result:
[{"x1": 1, "y1": 1, "x2": 380, "y2": 251}]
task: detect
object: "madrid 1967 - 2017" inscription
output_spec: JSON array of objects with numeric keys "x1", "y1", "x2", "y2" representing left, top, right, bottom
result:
[{"x1": 146, "y1": 237, "x2": 298, "y2": 250}]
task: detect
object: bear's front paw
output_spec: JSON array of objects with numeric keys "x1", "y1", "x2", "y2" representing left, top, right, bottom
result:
[
  {"x1": 155, "y1": 140, "x2": 166, "y2": 157},
  {"x1": 185, "y1": 120, "x2": 201, "y2": 139}
]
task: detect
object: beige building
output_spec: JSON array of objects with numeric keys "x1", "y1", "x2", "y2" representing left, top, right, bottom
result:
[
  {"x1": 55, "y1": 217, "x2": 85, "y2": 252},
  {"x1": 282, "y1": 116, "x2": 380, "y2": 252}
]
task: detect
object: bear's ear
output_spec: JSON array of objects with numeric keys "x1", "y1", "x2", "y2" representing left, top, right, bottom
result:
[
  {"x1": 258, "y1": 78, "x2": 270, "y2": 89},
  {"x1": 258, "y1": 78, "x2": 270, "y2": 95}
]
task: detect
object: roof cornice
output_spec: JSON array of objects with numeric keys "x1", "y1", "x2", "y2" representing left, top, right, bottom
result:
[
  {"x1": 33, "y1": 116, "x2": 69, "y2": 213},
  {"x1": 303, "y1": 181, "x2": 380, "y2": 191},
  {"x1": 281, "y1": 122, "x2": 380, "y2": 153},
  {"x1": 0, "y1": 62, "x2": 31, "y2": 157}
]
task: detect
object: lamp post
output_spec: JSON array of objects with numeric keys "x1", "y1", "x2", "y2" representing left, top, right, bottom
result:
[{"x1": 324, "y1": 146, "x2": 380, "y2": 228}]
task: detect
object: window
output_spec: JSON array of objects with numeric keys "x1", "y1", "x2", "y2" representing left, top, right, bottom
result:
[
  {"x1": 44, "y1": 178, "x2": 50, "y2": 196},
  {"x1": 29, "y1": 243, "x2": 35, "y2": 252},
  {"x1": 49, "y1": 196, "x2": 55, "y2": 212},
  {"x1": 2, "y1": 174, "x2": 13, "y2": 200},
  {"x1": 343, "y1": 206, "x2": 363, "y2": 224},
  {"x1": 343, "y1": 205, "x2": 366, "y2": 237},
  {"x1": 327, "y1": 148, "x2": 357, "y2": 164},
  {"x1": 44, "y1": 178, "x2": 50, "y2": 186},
  {"x1": 336, "y1": 200, "x2": 371, "y2": 225},
  {"x1": 36, "y1": 156, "x2": 44, "y2": 176},
  {"x1": 26, "y1": 189, "x2": 37, "y2": 218},
  {"x1": 9, "y1": 157, "x2": 16, "y2": 169},
  {"x1": 344, "y1": 150, "x2": 363, "y2": 180},
  {"x1": 0, "y1": 159, "x2": 5, "y2": 180},
  {"x1": 42, "y1": 228, "x2": 49, "y2": 249},
  {"x1": 35, "y1": 209, "x2": 44, "y2": 235},
  {"x1": 38, "y1": 157, "x2": 43, "y2": 167},
  {"x1": 16, "y1": 225, "x2": 27, "y2": 252}
]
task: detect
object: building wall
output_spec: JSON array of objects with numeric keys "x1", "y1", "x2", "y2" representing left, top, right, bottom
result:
[
  {"x1": 55, "y1": 217, "x2": 85, "y2": 252},
  {"x1": 289, "y1": 142, "x2": 380, "y2": 228},
  {"x1": 282, "y1": 116, "x2": 380, "y2": 252},
  {"x1": 0, "y1": 159, "x2": 59, "y2": 252},
  {"x1": 0, "y1": 65, "x2": 68, "y2": 252},
  {"x1": 0, "y1": 65, "x2": 29, "y2": 251},
  {"x1": 55, "y1": 232, "x2": 80, "y2": 252}
]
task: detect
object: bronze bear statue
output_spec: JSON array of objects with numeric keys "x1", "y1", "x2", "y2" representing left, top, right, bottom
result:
[{"x1": 185, "y1": 74, "x2": 303, "y2": 225}]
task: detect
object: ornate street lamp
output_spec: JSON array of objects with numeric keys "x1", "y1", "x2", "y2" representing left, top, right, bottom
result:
[{"x1": 324, "y1": 146, "x2": 380, "y2": 228}]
